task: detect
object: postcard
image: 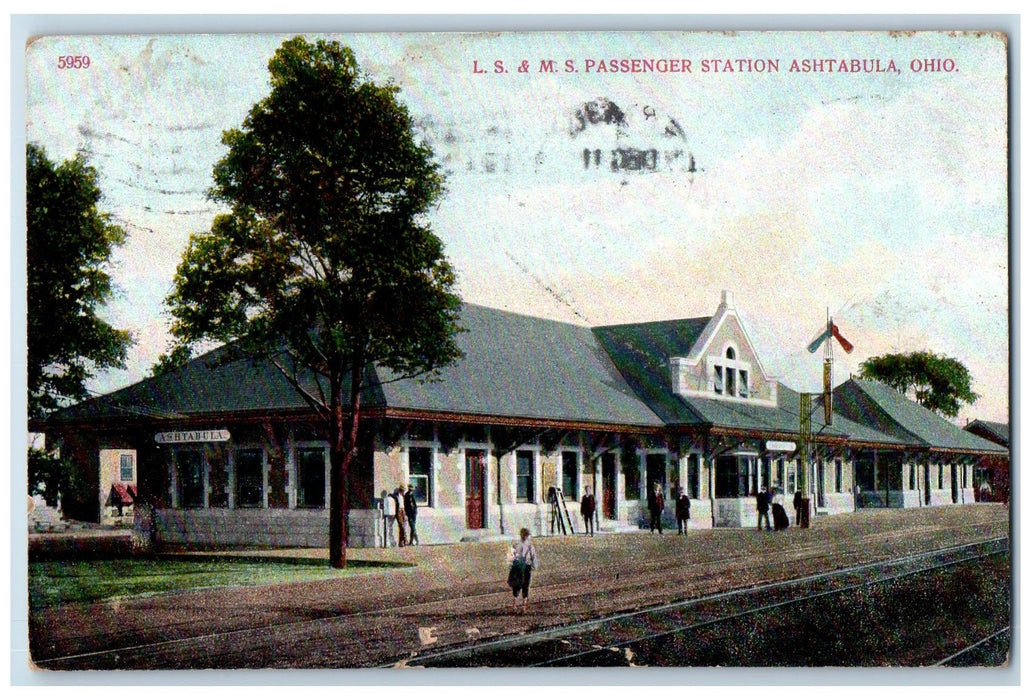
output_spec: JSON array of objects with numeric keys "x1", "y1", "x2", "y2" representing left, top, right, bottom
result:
[{"x1": 20, "y1": 23, "x2": 1012, "y2": 680}]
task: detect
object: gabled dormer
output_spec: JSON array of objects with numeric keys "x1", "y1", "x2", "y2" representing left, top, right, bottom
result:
[{"x1": 669, "y1": 291, "x2": 778, "y2": 407}]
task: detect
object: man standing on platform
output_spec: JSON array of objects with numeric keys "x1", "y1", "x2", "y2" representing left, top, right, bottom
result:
[
  {"x1": 580, "y1": 486, "x2": 596, "y2": 536},
  {"x1": 404, "y1": 483, "x2": 419, "y2": 545},
  {"x1": 392, "y1": 485, "x2": 408, "y2": 547},
  {"x1": 648, "y1": 482, "x2": 665, "y2": 534},
  {"x1": 676, "y1": 487, "x2": 691, "y2": 534},
  {"x1": 757, "y1": 487, "x2": 772, "y2": 531}
]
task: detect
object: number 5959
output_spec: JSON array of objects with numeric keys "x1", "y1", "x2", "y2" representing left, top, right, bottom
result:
[{"x1": 57, "y1": 55, "x2": 91, "y2": 69}]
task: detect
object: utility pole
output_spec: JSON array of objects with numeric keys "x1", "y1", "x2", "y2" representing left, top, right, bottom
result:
[{"x1": 799, "y1": 392, "x2": 813, "y2": 528}]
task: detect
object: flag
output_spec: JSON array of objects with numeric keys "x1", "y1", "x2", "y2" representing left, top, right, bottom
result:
[
  {"x1": 807, "y1": 325, "x2": 831, "y2": 353},
  {"x1": 830, "y1": 322, "x2": 854, "y2": 353},
  {"x1": 808, "y1": 319, "x2": 854, "y2": 354}
]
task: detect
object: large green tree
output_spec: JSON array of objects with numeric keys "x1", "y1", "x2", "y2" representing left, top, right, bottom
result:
[
  {"x1": 858, "y1": 350, "x2": 979, "y2": 419},
  {"x1": 27, "y1": 143, "x2": 132, "y2": 420},
  {"x1": 164, "y1": 36, "x2": 463, "y2": 568}
]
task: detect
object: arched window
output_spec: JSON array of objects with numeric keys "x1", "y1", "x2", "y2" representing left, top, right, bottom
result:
[{"x1": 713, "y1": 344, "x2": 750, "y2": 398}]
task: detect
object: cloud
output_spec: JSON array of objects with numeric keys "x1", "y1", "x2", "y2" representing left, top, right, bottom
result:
[{"x1": 25, "y1": 32, "x2": 1003, "y2": 425}]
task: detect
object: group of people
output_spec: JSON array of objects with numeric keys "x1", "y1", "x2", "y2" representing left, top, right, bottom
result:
[
  {"x1": 648, "y1": 483, "x2": 692, "y2": 534},
  {"x1": 505, "y1": 483, "x2": 817, "y2": 614},
  {"x1": 382, "y1": 483, "x2": 419, "y2": 546},
  {"x1": 508, "y1": 482, "x2": 695, "y2": 614},
  {"x1": 756, "y1": 485, "x2": 802, "y2": 531},
  {"x1": 579, "y1": 483, "x2": 694, "y2": 536}
]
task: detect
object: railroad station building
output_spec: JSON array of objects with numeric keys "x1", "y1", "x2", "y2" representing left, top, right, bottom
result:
[
  {"x1": 38, "y1": 291, "x2": 1006, "y2": 548},
  {"x1": 963, "y1": 419, "x2": 1010, "y2": 503}
]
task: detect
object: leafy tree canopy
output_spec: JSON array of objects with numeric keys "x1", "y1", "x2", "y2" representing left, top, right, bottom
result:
[
  {"x1": 27, "y1": 143, "x2": 132, "y2": 420},
  {"x1": 28, "y1": 447, "x2": 75, "y2": 507},
  {"x1": 149, "y1": 344, "x2": 194, "y2": 377},
  {"x1": 163, "y1": 37, "x2": 463, "y2": 566},
  {"x1": 165, "y1": 36, "x2": 462, "y2": 386},
  {"x1": 858, "y1": 350, "x2": 980, "y2": 419}
]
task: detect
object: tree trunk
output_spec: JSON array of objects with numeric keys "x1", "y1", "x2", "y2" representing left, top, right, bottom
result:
[
  {"x1": 328, "y1": 364, "x2": 363, "y2": 569},
  {"x1": 328, "y1": 406, "x2": 349, "y2": 568}
]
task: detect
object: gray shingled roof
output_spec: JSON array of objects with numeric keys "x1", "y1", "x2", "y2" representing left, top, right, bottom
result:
[
  {"x1": 592, "y1": 318, "x2": 907, "y2": 444},
  {"x1": 834, "y1": 378, "x2": 1006, "y2": 453},
  {"x1": 44, "y1": 344, "x2": 338, "y2": 423},
  {"x1": 685, "y1": 382, "x2": 850, "y2": 437},
  {"x1": 46, "y1": 304, "x2": 664, "y2": 428},
  {"x1": 41, "y1": 305, "x2": 1006, "y2": 457},
  {"x1": 592, "y1": 317, "x2": 711, "y2": 425},
  {"x1": 964, "y1": 419, "x2": 1009, "y2": 447},
  {"x1": 377, "y1": 304, "x2": 663, "y2": 426},
  {"x1": 814, "y1": 392, "x2": 919, "y2": 446}
]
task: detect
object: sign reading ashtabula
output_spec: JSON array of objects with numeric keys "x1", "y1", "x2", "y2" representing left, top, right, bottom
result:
[{"x1": 154, "y1": 429, "x2": 230, "y2": 444}]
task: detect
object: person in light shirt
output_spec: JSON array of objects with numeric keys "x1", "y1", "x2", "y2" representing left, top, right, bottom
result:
[
  {"x1": 381, "y1": 490, "x2": 396, "y2": 547},
  {"x1": 507, "y1": 527, "x2": 539, "y2": 613}
]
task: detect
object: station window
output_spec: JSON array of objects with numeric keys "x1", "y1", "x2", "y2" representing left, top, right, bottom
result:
[
  {"x1": 236, "y1": 449, "x2": 264, "y2": 508},
  {"x1": 409, "y1": 446, "x2": 433, "y2": 505},
  {"x1": 177, "y1": 450, "x2": 205, "y2": 509},
  {"x1": 296, "y1": 447, "x2": 326, "y2": 508},
  {"x1": 624, "y1": 453, "x2": 641, "y2": 500},
  {"x1": 561, "y1": 451, "x2": 578, "y2": 500},
  {"x1": 516, "y1": 450, "x2": 535, "y2": 502},
  {"x1": 119, "y1": 453, "x2": 135, "y2": 482},
  {"x1": 715, "y1": 455, "x2": 739, "y2": 497},
  {"x1": 937, "y1": 464, "x2": 944, "y2": 490},
  {"x1": 760, "y1": 457, "x2": 772, "y2": 491},
  {"x1": 687, "y1": 454, "x2": 701, "y2": 499},
  {"x1": 712, "y1": 346, "x2": 752, "y2": 399},
  {"x1": 835, "y1": 459, "x2": 843, "y2": 493},
  {"x1": 645, "y1": 453, "x2": 667, "y2": 495},
  {"x1": 715, "y1": 455, "x2": 758, "y2": 498}
]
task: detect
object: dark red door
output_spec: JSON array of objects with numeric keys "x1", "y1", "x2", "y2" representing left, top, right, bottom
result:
[{"x1": 465, "y1": 450, "x2": 485, "y2": 529}]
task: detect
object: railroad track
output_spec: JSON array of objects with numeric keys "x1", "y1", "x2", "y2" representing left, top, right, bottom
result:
[
  {"x1": 32, "y1": 527, "x2": 1010, "y2": 669},
  {"x1": 391, "y1": 537, "x2": 1010, "y2": 667},
  {"x1": 935, "y1": 627, "x2": 1011, "y2": 667}
]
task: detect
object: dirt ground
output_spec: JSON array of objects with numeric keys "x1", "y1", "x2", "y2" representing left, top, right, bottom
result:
[{"x1": 27, "y1": 503, "x2": 1010, "y2": 669}]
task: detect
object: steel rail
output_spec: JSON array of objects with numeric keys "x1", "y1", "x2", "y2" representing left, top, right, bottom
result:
[
  {"x1": 529, "y1": 543, "x2": 1009, "y2": 667},
  {"x1": 33, "y1": 533, "x2": 1008, "y2": 668},
  {"x1": 933, "y1": 626, "x2": 1011, "y2": 667},
  {"x1": 399, "y1": 536, "x2": 1008, "y2": 667},
  {"x1": 25, "y1": 535, "x2": 890, "y2": 665}
]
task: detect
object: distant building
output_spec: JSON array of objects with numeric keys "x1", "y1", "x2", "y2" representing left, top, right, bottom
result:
[
  {"x1": 964, "y1": 419, "x2": 1010, "y2": 503},
  {"x1": 35, "y1": 291, "x2": 1006, "y2": 549}
]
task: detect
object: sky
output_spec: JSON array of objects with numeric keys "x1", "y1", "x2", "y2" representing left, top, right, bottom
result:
[{"x1": 23, "y1": 28, "x2": 1010, "y2": 424}]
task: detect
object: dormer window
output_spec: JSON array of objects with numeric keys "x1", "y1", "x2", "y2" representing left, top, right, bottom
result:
[
  {"x1": 668, "y1": 291, "x2": 777, "y2": 407},
  {"x1": 711, "y1": 344, "x2": 752, "y2": 399}
]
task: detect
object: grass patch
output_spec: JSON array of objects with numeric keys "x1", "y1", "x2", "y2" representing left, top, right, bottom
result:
[{"x1": 28, "y1": 554, "x2": 411, "y2": 610}]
